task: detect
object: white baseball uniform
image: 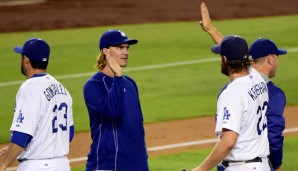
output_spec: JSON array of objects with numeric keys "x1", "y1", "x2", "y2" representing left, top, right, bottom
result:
[
  {"x1": 10, "y1": 74, "x2": 73, "y2": 171},
  {"x1": 216, "y1": 71, "x2": 270, "y2": 171}
]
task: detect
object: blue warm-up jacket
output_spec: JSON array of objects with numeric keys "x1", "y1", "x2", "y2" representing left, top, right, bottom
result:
[
  {"x1": 266, "y1": 81, "x2": 286, "y2": 169},
  {"x1": 83, "y1": 72, "x2": 148, "y2": 171}
]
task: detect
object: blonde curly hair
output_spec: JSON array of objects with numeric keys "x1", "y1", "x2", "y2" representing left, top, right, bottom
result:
[{"x1": 95, "y1": 51, "x2": 107, "y2": 70}]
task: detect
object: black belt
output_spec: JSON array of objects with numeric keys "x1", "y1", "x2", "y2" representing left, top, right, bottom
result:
[
  {"x1": 18, "y1": 156, "x2": 67, "y2": 163},
  {"x1": 18, "y1": 158, "x2": 28, "y2": 162},
  {"x1": 221, "y1": 157, "x2": 262, "y2": 168}
]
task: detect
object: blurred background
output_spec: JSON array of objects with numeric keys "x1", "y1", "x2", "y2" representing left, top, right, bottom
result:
[
  {"x1": 1, "y1": 0, "x2": 298, "y2": 170},
  {"x1": 1, "y1": 0, "x2": 298, "y2": 33}
]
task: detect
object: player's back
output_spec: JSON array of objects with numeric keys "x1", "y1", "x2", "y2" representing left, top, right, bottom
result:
[
  {"x1": 217, "y1": 71, "x2": 269, "y2": 161},
  {"x1": 11, "y1": 74, "x2": 73, "y2": 160}
]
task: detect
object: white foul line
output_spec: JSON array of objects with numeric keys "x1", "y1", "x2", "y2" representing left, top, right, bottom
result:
[
  {"x1": 0, "y1": 57, "x2": 219, "y2": 88},
  {"x1": 147, "y1": 138, "x2": 217, "y2": 151},
  {"x1": 7, "y1": 127, "x2": 298, "y2": 170},
  {"x1": 283, "y1": 127, "x2": 298, "y2": 133},
  {"x1": 287, "y1": 47, "x2": 298, "y2": 53},
  {"x1": 1, "y1": 47, "x2": 298, "y2": 88}
]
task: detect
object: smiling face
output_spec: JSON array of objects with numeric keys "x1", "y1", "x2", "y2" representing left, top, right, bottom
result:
[{"x1": 107, "y1": 43, "x2": 130, "y2": 67}]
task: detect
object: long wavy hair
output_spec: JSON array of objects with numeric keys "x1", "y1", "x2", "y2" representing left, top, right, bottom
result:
[
  {"x1": 221, "y1": 55, "x2": 252, "y2": 76},
  {"x1": 227, "y1": 57, "x2": 251, "y2": 74},
  {"x1": 95, "y1": 51, "x2": 107, "y2": 70}
]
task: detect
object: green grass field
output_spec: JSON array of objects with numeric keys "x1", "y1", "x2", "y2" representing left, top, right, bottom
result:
[
  {"x1": 1, "y1": 15, "x2": 298, "y2": 170},
  {"x1": 70, "y1": 136, "x2": 298, "y2": 171}
]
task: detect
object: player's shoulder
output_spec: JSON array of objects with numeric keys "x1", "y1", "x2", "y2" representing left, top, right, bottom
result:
[
  {"x1": 226, "y1": 72, "x2": 265, "y2": 94},
  {"x1": 267, "y1": 81, "x2": 284, "y2": 93},
  {"x1": 226, "y1": 75, "x2": 250, "y2": 90},
  {"x1": 85, "y1": 72, "x2": 108, "y2": 83},
  {"x1": 47, "y1": 74, "x2": 72, "y2": 95},
  {"x1": 84, "y1": 72, "x2": 109, "y2": 88},
  {"x1": 23, "y1": 74, "x2": 51, "y2": 85},
  {"x1": 234, "y1": 72, "x2": 264, "y2": 85},
  {"x1": 17, "y1": 78, "x2": 44, "y2": 99},
  {"x1": 123, "y1": 75, "x2": 135, "y2": 82},
  {"x1": 21, "y1": 74, "x2": 67, "y2": 91},
  {"x1": 20, "y1": 76, "x2": 43, "y2": 90},
  {"x1": 267, "y1": 81, "x2": 286, "y2": 100}
]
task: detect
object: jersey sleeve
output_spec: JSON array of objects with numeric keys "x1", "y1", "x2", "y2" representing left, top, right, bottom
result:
[
  {"x1": 266, "y1": 83, "x2": 286, "y2": 169},
  {"x1": 215, "y1": 83, "x2": 230, "y2": 135},
  {"x1": 10, "y1": 131, "x2": 33, "y2": 148},
  {"x1": 10, "y1": 85, "x2": 41, "y2": 137},
  {"x1": 220, "y1": 94, "x2": 243, "y2": 134},
  {"x1": 266, "y1": 90, "x2": 286, "y2": 150},
  {"x1": 67, "y1": 92, "x2": 74, "y2": 127},
  {"x1": 66, "y1": 89, "x2": 74, "y2": 142}
]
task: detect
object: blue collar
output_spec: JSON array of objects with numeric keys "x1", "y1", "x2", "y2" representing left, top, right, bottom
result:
[{"x1": 31, "y1": 73, "x2": 47, "y2": 78}]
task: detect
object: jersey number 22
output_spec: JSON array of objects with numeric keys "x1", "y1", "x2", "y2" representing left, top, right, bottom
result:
[{"x1": 257, "y1": 101, "x2": 268, "y2": 135}]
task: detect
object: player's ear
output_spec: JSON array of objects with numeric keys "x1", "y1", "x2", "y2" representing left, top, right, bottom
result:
[
  {"x1": 102, "y1": 48, "x2": 108, "y2": 55},
  {"x1": 22, "y1": 56, "x2": 30, "y2": 65},
  {"x1": 266, "y1": 54, "x2": 274, "y2": 65},
  {"x1": 222, "y1": 56, "x2": 228, "y2": 63}
]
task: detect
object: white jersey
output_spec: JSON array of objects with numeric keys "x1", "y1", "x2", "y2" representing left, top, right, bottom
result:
[
  {"x1": 215, "y1": 72, "x2": 269, "y2": 161},
  {"x1": 10, "y1": 74, "x2": 73, "y2": 160}
]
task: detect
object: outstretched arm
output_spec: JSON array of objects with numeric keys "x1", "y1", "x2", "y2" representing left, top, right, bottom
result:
[
  {"x1": 199, "y1": 2, "x2": 224, "y2": 45},
  {"x1": 191, "y1": 130, "x2": 238, "y2": 171},
  {"x1": 0, "y1": 143, "x2": 24, "y2": 171},
  {"x1": 0, "y1": 146, "x2": 8, "y2": 160}
]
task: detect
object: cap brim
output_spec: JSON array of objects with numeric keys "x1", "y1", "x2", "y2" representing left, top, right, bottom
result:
[
  {"x1": 278, "y1": 49, "x2": 287, "y2": 55},
  {"x1": 111, "y1": 38, "x2": 138, "y2": 47},
  {"x1": 211, "y1": 45, "x2": 221, "y2": 54},
  {"x1": 125, "y1": 39, "x2": 138, "y2": 45},
  {"x1": 14, "y1": 46, "x2": 23, "y2": 54}
]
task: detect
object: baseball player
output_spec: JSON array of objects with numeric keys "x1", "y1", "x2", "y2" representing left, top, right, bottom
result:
[
  {"x1": 199, "y1": 3, "x2": 287, "y2": 170},
  {"x1": 191, "y1": 35, "x2": 270, "y2": 171},
  {"x1": 83, "y1": 30, "x2": 148, "y2": 171},
  {"x1": 249, "y1": 38, "x2": 286, "y2": 171},
  {"x1": 0, "y1": 38, "x2": 74, "y2": 171}
]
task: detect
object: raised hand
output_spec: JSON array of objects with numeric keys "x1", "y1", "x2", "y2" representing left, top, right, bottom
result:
[
  {"x1": 106, "y1": 49, "x2": 122, "y2": 77},
  {"x1": 199, "y1": 2, "x2": 224, "y2": 44},
  {"x1": 200, "y1": 2, "x2": 213, "y2": 32}
]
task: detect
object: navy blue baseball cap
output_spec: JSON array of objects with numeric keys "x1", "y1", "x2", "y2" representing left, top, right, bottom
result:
[
  {"x1": 211, "y1": 35, "x2": 249, "y2": 61},
  {"x1": 249, "y1": 38, "x2": 287, "y2": 59},
  {"x1": 14, "y1": 38, "x2": 50, "y2": 62},
  {"x1": 99, "y1": 30, "x2": 138, "y2": 50}
]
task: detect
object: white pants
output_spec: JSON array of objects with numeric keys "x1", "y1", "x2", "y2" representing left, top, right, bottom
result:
[
  {"x1": 224, "y1": 157, "x2": 271, "y2": 171},
  {"x1": 17, "y1": 156, "x2": 70, "y2": 171}
]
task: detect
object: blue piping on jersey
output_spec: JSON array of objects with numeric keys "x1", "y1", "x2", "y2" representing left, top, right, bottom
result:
[
  {"x1": 112, "y1": 120, "x2": 118, "y2": 171},
  {"x1": 217, "y1": 82, "x2": 230, "y2": 99},
  {"x1": 96, "y1": 116, "x2": 103, "y2": 170},
  {"x1": 98, "y1": 76, "x2": 119, "y2": 171}
]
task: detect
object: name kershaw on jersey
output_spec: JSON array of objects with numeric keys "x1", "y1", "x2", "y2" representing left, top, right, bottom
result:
[
  {"x1": 248, "y1": 81, "x2": 268, "y2": 101},
  {"x1": 43, "y1": 83, "x2": 68, "y2": 101}
]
